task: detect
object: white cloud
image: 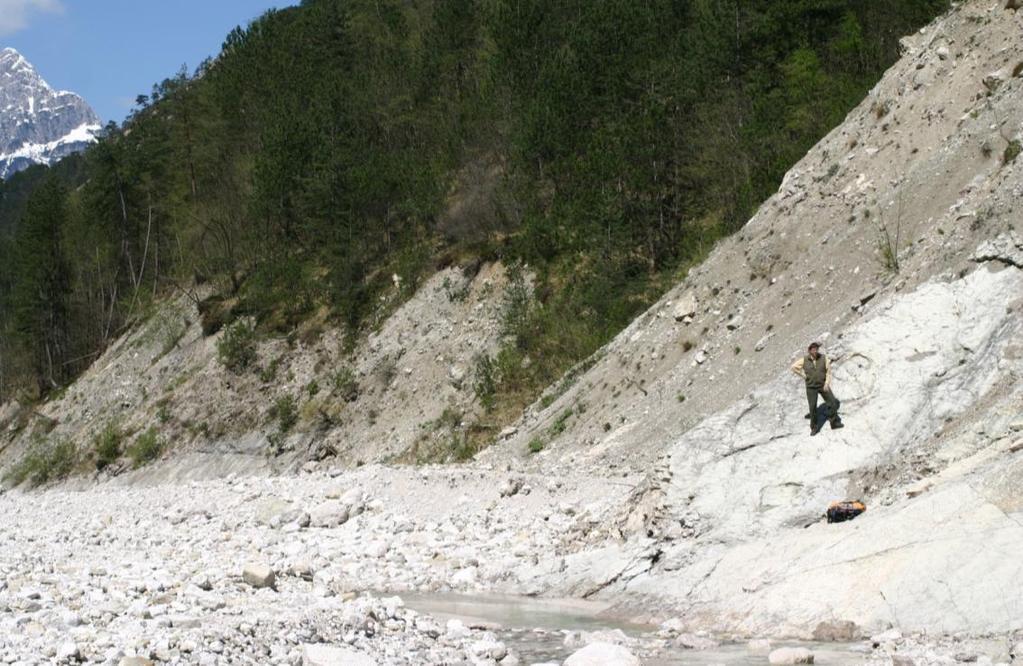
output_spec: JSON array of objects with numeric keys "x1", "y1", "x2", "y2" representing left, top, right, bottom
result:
[{"x1": 0, "y1": 0, "x2": 65, "y2": 37}]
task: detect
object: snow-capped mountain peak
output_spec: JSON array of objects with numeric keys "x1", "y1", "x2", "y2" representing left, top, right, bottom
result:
[{"x1": 0, "y1": 47, "x2": 100, "y2": 179}]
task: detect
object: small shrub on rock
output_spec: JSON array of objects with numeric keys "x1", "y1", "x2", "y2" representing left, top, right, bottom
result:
[
  {"x1": 450, "y1": 432, "x2": 477, "y2": 462},
  {"x1": 872, "y1": 99, "x2": 891, "y2": 119},
  {"x1": 259, "y1": 355, "x2": 283, "y2": 383},
  {"x1": 1004, "y1": 139, "x2": 1021, "y2": 166},
  {"x1": 217, "y1": 319, "x2": 257, "y2": 372},
  {"x1": 271, "y1": 395, "x2": 299, "y2": 433},
  {"x1": 549, "y1": 410, "x2": 573, "y2": 437},
  {"x1": 528, "y1": 437, "x2": 545, "y2": 454},
  {"x1": 472, "y1": 354, "x2": 497, "y2": 411},
  {"x1": 331, "y1": 366, "x2": 360, "y2": 402},
  {"x1": 197, "y1": 295, "x2": 235, "y2": 336},
  {"x1": 128, "y1": 428, "x2": 163, "y2": 468},
  {"x1": 94, "y1": 423, "x2": 124, "y2": 471}
]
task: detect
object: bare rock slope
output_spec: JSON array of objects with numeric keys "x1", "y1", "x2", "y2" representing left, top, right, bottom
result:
[
  {"x1": 0, "y1": 262, "x2": 514, "y2": 481},
  {"x1": 483, "y1": 0, "x2": 1023, "y2": 637}
]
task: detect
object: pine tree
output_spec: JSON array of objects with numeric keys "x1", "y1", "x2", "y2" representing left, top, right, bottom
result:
[{"x1": 9, "y1": 176, "x2": 72, "y2": 394}]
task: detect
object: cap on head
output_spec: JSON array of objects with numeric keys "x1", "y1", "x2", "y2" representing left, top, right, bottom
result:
[{"x1": 808, "y1": 342, "x2": 821, "y2": 351}]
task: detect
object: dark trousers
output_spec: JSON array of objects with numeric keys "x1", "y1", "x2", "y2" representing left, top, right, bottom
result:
[{"x1": 807, "y1": 386, "x2": 841, "y2": 425}]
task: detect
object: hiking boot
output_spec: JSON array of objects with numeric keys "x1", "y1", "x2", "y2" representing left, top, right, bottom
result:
[
  {"x1": 810, "y1": 423, "x2": 822, "y2": 436},
  {"x1": 804, "y1": 413, "x2": 812, "y2": 420},
  {"x1": 831, "y1": 420, "x2": 844, "y2": 430}
]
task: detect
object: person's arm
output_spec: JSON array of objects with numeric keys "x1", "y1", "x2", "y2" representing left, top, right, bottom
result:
[
  {"x1": 790, "y1": 357, "x2": 805, "y2": 378},
  {"x1": 824, "y1": 356, "x2": 832, "y2": 391}
]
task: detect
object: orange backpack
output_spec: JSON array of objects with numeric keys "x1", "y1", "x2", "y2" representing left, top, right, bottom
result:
[{"x1": 826, "y1": 500, "x2": 866, "y2": 524}]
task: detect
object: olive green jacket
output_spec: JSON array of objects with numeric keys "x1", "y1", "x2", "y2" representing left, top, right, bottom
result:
[{"x1": 790, "y1": 353, "x2": 832, "y2": 389}]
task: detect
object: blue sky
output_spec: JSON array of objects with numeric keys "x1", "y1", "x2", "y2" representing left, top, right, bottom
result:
[{"x1": 0, "y1": 0, "x2": 297, "y2": 123}]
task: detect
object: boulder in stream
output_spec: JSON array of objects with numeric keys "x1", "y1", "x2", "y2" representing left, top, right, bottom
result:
[{"x1": 564, "y1": 642, "x2": 641, "y2": 666}]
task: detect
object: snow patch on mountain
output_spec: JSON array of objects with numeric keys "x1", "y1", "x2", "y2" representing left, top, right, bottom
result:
[{"x1": 0, "y1": 121, "x2": 99, "y2": 175}]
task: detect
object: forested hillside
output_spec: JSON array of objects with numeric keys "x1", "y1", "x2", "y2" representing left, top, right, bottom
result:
[{"x1": 0, "y1": 0, "x2": 948, "y2": 416}]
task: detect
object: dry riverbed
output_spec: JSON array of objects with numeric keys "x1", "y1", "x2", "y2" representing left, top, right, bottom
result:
[{"x1": 1, "y1": 465, "x2": 1016, "y2": 664}]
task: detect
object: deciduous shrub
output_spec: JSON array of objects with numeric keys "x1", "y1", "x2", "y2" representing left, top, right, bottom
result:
[{"x1": 217, "y1": 320, "x2": 257, "y2": 372}]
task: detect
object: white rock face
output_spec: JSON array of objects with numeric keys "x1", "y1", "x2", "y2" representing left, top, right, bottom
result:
[
  {"x1": 605, "y1": 264, "x2": 1023, "y2": 635},
  {"x1": 974, "y1": 231, "x2": 1023, "y2": 268}
]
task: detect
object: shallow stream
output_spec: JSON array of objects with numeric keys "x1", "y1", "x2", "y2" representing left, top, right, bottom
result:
[{"x1": 398, "y1": 592, "x2": 872, "y2": 664}]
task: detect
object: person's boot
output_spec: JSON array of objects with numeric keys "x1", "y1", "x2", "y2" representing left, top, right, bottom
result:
[
  {"x1": 804, "y1": 413, "x2": 811, "y2": 420},
  {"x1": 830, "y1": 418, "x2": 844, "y2": 430},
  {"x1": 810, "y1": 421, "x2": 822, "y2": 436}
]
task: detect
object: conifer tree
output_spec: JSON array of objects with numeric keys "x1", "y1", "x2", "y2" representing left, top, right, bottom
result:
[{"x1": 9, "y1": 177, "x2": 72, "y2": 393}]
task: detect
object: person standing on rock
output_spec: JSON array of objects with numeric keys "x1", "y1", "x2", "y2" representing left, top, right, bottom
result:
[{"x1": 790, "y1": 342, "x2": 843, "y2": 436}]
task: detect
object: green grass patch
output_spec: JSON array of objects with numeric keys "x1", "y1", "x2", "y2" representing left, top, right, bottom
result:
[
  {"x1": 4, "y1": 439, "x2": 77, "y2": 487},
  {"x1": 156, "y1": 400, "x2": 172, "y2": 424},
  {"x1": 549, "y1": 409, "x2": 573, "y2": 437},
  {"x1": 127, "y1": 428, "x2": 163, "y2": 468},
  {"x1": 94, "y1": 422, "x2": 124, "y2": 471},
  {"x1": 331, "y1": 366, "x2": 360, "y2": 402},
  {"x1": 259, "y1": 354, "x2": 284, "y2": 383},
  {"x1": 1005, "y1": 140, "x2": 1021, "y2": 166}
]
